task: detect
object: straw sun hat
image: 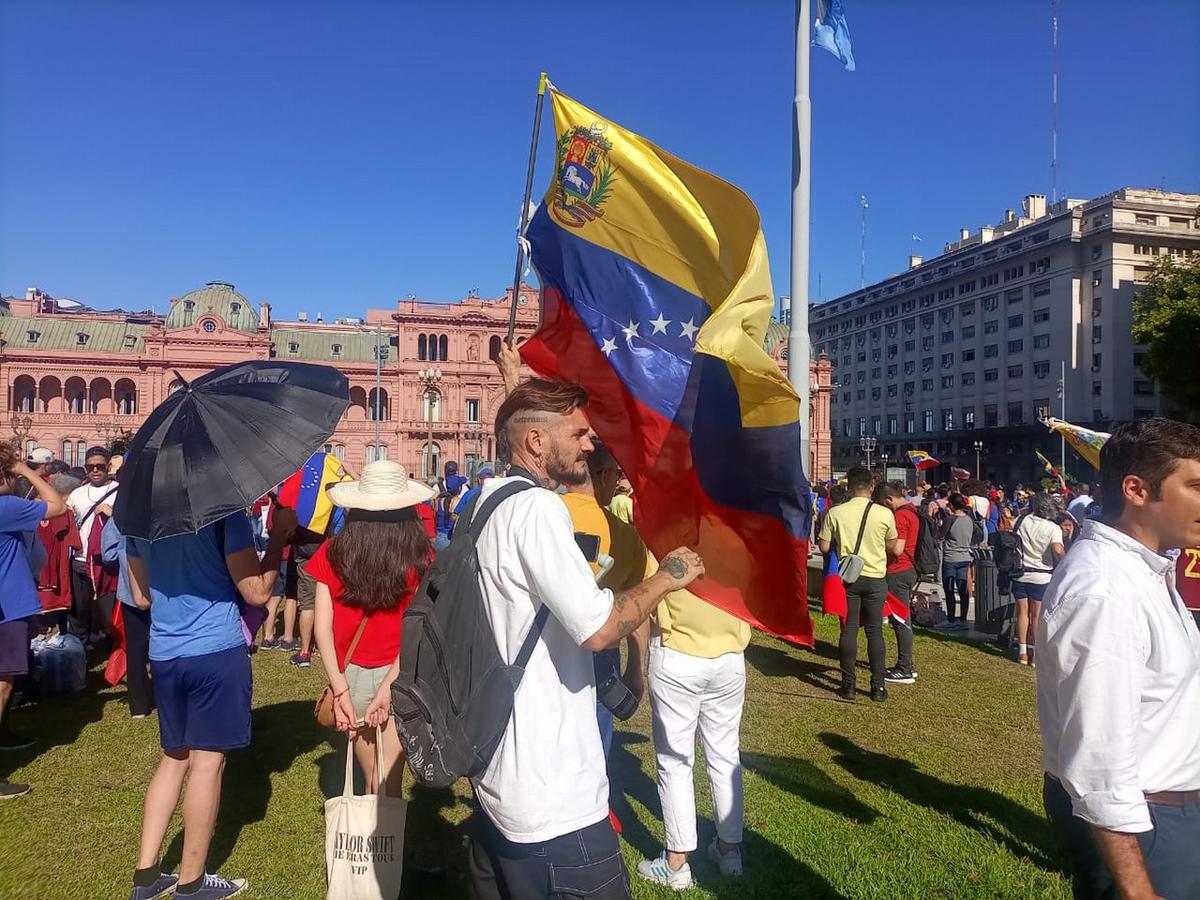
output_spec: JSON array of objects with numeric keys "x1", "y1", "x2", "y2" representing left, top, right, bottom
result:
[{"x1": 328, "y1": 460, "x2": 435, "y2": 511}]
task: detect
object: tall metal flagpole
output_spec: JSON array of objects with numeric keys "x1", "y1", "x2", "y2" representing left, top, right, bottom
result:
[
  {"x1": 507, "y1": 72, "x2": 549, "y2": 342},
  {"x1": 788, "y1": 0, "x2": 812, "y2": 479}
]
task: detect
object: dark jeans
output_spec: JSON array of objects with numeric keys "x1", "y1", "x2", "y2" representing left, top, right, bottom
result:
[
  {"x1": 468, "y1": 812, "x2": 630, "y2": 900},
  {"x1": 839, "y1": 575, "x2": 887, "y2": 690},
  {"x1": 122, "y1": 604, "x2": 154, "y2": 717},
  {"x1": 942, "y1": 560, "x2": 971, "y2": 622},
  {"x1": 1044, "y1": 773, "x2": 1200, "y2": 899},
  {"x1": 885, "y1": 568, "x2": 919, "y2": 673},
  {"x1": 69, "y1": 561, "x2": 97, "y2": 637}
]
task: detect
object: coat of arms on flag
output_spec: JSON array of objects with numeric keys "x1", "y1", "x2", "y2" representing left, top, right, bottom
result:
[{"x1": 551, "y1": 123, "x2": 617, "y2": 228}]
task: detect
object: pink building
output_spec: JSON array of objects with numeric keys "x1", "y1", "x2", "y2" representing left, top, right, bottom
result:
[{"x1": 1, "y1": 282, "x2": 832, "y2": 482}]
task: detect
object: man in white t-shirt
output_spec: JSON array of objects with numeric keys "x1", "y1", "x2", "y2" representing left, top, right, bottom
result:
[
  {"x1": 467, "y1": 378, "x2": 703, "y2": 900},
  {"x1": 1067, "y1": 483, "x2": 1094, "y2": 520},
  {"x1": 66, "y1": 445, "x2": 119, "y2": 641}
]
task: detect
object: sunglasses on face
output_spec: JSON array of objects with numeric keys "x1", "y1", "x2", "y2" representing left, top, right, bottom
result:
[{"x1": 85, "y1": 463, "x2": 108, "y2": 471}]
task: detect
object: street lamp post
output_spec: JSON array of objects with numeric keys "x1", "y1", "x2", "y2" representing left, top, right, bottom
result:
[
  {"x1": 879, "y1": 452, "x2": 889, "y2": 479},
  {"x1": 417, "y1": 367, "x2": 442, "y2": 478},
  {"x1": 373, "y1": 323, "x2": 383, "y2": 448},
  {"x1": 859, "y1": 435, "x2": 877, "y2": 472},
  {"x1": 10, "y1": 415, "x2": 31, "y2": 452},
  {"x1": 974, "y1": 440, "x2": 984, "y2": 480}
]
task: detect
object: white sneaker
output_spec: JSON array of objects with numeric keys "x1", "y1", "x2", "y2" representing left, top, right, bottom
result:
[
  {"x1": 707, "y1": 838, "x2": 743, "y2": 877},
  {"x1": 636, "y1": 854, "x2": 693, "y2": 890}
]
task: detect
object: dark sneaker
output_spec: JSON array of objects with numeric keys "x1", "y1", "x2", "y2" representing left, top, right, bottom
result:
[
  {"x1": 870, "y1": 686, "x2": 888, "y2": 702},
  {"x1": 260, "y1": 638, "x2": 279, "y2": 650},
  {"x1": 130, "y1": 873, "x2": 178, "y2": 900},
  {"x1": 0, "y1": 781, "x2": 31, "y2": 800},
  {"x1": 277, "y1": 639, "x2": 299, "y2": 652},
  {"x1": 289, "y1": 652, "x2": 311, "y2": 668},
  {"x1": 0, "y1": 730, "x2": 35, "y2": 752},
  {"x1": 175, "y1": 873, "x2": 247, "y2": 899},
  {"x1": 836, "y1": 684, "x2": 857, "y2": 701},
  {"x1": 884, "y1": 667, "x2": 917, "y2": 685}
]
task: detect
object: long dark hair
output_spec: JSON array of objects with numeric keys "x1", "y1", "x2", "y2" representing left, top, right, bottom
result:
[{"x1": 326, "y1": 508, "x2": 431, "y2": 612}]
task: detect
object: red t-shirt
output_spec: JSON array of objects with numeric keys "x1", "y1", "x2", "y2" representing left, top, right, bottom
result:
[
  {"x1": 1176, "y1": 547, "x2": 1200, "y2": 612},
  {"x1": 305, "y1": 540, "x2": 422, "y2": 668},
  {"x1": 887, "y1": 504, "x2": 919, "y2": 575}
]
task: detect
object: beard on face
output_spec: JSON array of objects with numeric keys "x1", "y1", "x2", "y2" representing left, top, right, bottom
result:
[{"x1": 546, "y1": 438, "x2": 589, "y2": 487}]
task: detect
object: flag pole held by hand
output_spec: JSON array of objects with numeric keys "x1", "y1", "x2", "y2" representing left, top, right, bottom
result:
[{"x1": 507, "y1": 71, "x2": 549, "y2": 343}]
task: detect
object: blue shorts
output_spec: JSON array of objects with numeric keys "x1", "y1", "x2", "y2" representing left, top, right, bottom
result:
[
  {"x1": 1011, "y1": 580, "x2": 1048, "y2": 602},
  {"x1": 152, "y1": 644, "x2": 252, "y2": 752}
]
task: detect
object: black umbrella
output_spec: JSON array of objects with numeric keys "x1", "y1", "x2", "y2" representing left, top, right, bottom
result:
[{"x1": 113, "y1": 361, "x2": 349, "y2": 540}]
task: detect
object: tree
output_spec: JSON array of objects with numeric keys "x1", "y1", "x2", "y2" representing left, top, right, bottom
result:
[{"x1": 1132, "y1": 255, "x2": 1200, "y2": 413}]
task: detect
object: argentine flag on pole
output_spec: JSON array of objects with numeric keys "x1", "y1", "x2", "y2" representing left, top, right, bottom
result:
[{"x1": 814, "y1": 0, "x2": 855, "y2": 71}]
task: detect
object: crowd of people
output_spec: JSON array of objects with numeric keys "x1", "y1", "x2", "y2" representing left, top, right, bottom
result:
[{"x1": 0, "y1": 353, "x2": 1198, "y2": 900}]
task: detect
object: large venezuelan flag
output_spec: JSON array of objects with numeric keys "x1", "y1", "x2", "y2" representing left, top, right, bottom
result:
[
  {"x1": 277, "y1": 451, "x2": 345, "y2": 534},
  {"x1": 521, "y1": 90, "x2": 814, "y2": 645}
]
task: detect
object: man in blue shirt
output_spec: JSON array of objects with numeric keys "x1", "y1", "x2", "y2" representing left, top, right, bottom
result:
[
  {"x1": 0, "y1": 445, "x2": 67, "y2": 800},
  {"x1": 126, "y1": 505, "x2": 296, "y2": 900}
]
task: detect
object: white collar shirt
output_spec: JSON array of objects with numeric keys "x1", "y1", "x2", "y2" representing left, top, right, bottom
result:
[
  {"x1": 1037, "y1": 519, "x2": 1200, "y2": 832},
  {"x1": 471, "y1": 474, "x2": 616, "y2": 843}
]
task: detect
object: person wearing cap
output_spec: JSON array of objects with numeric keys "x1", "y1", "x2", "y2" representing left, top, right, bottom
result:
[
  {"x1": 23, "y1": 448, "x2": 54, "y2": 497},
  {"x1": 308, "y1": 461, "x2": 435, "y2": 797}
]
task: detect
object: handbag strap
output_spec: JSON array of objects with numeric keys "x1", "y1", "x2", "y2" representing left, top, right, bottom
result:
[
  {"x1": 339, "y1": 615, "x2": 370, "y2": 673},
  {"x1": 851, "y1": 500, "x2": 874, "y2": 556}
]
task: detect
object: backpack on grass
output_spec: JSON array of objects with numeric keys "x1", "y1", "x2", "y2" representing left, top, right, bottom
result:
[{"x1": 391, "y1": 479, "x2": 543, "y2": 788}]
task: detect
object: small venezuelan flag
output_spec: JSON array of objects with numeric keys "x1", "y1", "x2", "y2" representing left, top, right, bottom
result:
[
  {"x1": 1035, "y1": 450, "x2": 1059, "y2": 478},
  {"x1": 277, "y1": 452, "x2": 345, "y2": 534},
  {"x1": 907, "y1": 449, "x2": 940, "y2": 471},
  {"x1": 522, "y1": 88, "x2": 813, "y2": 644}
]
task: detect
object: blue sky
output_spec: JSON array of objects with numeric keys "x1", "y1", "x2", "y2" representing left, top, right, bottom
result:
[{"x1": 2, "y1": 0, "x2": 1197, "y2": 319}]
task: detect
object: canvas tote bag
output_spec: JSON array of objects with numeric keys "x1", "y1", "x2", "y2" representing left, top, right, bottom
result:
[{"x1": 325, "y1": 729, "x2": 407, "y2": 900}]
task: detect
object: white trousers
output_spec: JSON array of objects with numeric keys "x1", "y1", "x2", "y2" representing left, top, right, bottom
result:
[{"x1": 648, "y1": 639, "x2": 746, "y2": 853}]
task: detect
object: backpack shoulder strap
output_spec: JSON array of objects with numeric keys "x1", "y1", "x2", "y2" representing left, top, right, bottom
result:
[
  {"x1": 514, "y1": 604, "x2": 551, "y2": 669},
  {"x1": 851, "y1": 501, "x2": 874, "y2": 555},
  {"x1": 465, "y1": 480, "x2": 537, "y2": 543}
]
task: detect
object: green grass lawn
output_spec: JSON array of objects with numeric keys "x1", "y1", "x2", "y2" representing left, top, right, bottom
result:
[{"x1": 0, "y1": 610, "x2": 1069, "y2": 899}]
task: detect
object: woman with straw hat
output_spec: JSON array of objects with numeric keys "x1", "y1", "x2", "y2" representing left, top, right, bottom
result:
[{"x1": 307, "y1": 460, "x2": 434, "y2": 795}]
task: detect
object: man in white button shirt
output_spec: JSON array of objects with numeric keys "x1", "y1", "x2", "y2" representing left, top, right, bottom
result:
[
  {"x1": 467, "y1": 378, "x2": 704, "y2": 900},
  {"x1": 1038, "y1": 417, "x2": 1200, "y2": 900}
]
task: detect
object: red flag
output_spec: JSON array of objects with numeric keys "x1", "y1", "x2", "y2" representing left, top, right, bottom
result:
[
  {"x1": 884, "y1": 591, "x2": 910, "y2": 622},
  {"x1": 821, "y1": 549, "x2": 848, "y2": 620},
  {"x1": 104, "y1": 601, "x2": 127, "y2": 686}
]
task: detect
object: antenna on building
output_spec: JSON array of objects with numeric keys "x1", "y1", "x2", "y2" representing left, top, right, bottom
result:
[
  {"x1": 859, "y1": 195, "x2": 869, "y2": 288},
  {"x1": 1050, "y1": 0, "x2": 1060, "y2": 203}
]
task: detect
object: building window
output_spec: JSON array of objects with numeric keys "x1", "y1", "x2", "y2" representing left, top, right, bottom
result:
[
  {"x1": 1092, "y1": 381, "x2": 1103, "y2": 396},
  {"x1": 887, "y1": 384, "x2": 897, "y2": 398},
  {"x1": 941, "y1": 375, "x2": 954, "y2": 388},
  {"x1": 981, "y1": 294, "x2": 999, "y2": 312},
  {"x1": 984, "y1": 344, "x2": 998, "y2": 358},
  {"x1": 856, "y1": 372, "x2": 865, "y2": 384},
  {"x1": 962, "y1": 325, "x2": 975, "y2": 340},
  {"x1": 1034, "y1": 399, "x2": 1051, "y2": 420},
  {"x1": 984, "y1": 369, "x2": 999, "y2": 382},
  {"x1": 1091, "y1": 244, "x2": 1102, "y2": 260},
  {"x1": 76, "y1": 332, "x2": 89, "y2": 346},
  {"x1": 886, "y1": 365, "x2": 897, "y2": 378},
  {"x1": 1134, "y1": 244, "x2": 1158, "y2": 255},
  {"x1": 26, "y1": 330, "x2": 40, "y2": 343},
  {"x1": 904, "y1": 339, "x2": 915, "y2": 352},
  {"x1": 962, "y1": 372, "x2": 976, "y2": 386},
  {"x1": 1033, "y1": 334, "x2": 1050, "y2": 349},
  {"x1": 1093, "y1": 352, "x2": 1102, "y2": 370},
  {"x1": 466, "y1": 398, "x2": 481, "y2": 422},
  {"x1": 904, "y1": 361, "x2": 915, "y2": 375},
  {"x1": 330, "y1": 343, "x2": 342, "y2": 357},
  {"x1": 941, "y1": 330, "x2": 954, "y2": 344},
  {"x1": 857, "y1": 352, "x2": 867, "y2": 363},
  {"x1": 941, "y1": 353, "x2": 954, "y2": 368},
  {"x1": 1032, "y1": 281, "x2": 1051, "y2": 298},
  {"x1": 77, "y1": 440, "x2": 87, "y2": 463},
  {"x1": 1008, "y1": 339, "x2": 1023, "y2": 353},
  {"x1": 922, "y1": 357, "x2": 934, "y2": 372},
  {"x1": 1032, "y1": 361, "x2": 1050, "y2": 379},
  {"x1": 1134, "y1": 380, "x2": 1155, "y2": 395},
  {"x1": 489, "y1": 335, "x2": 502, "y2": 360},
  {"x1": 871, "y1": 387, "x2": 881, "y2": 401},
  {"x1": 858, "y1": 417, "x2": 867, "y2": 436},
  {"x1": 333, "y1": 444, "x2": 346, "y2": 461},
  {"x1": 904, "y1": 381, "x2": 915, "y2": 396},
  {"x1": 922, "y1": 378, "x2": 934, "y2": 392},
  {"x1": 959, "y1": 301, "x2": 975, "y2": 317},
  {"x1": 201, "y1": 320, "x2": 217, "y2": 333},
  {"x1": 872, "y1": 417, "x2": 882, "y2": 435},
  {"x1": 1092, "y1": 324, "x2": 1102, "y2": 343},
  {"x1": 887, "y1": 414, "x2": 897, "y2": 435},
  {"x1": 923, "y1": 410, "x2": 935, "y2": 432},
  {"x1": 1008, "y1": 364, "x2": 1024, "y2": 378},
  {"x1": 984, "y1": 405, "x2": 998, "y2": 427},
  {"x1": 1033, "y1": 307, "x2": 1050, "y2": 323},
  {"x1": 1008, "y1": 402, "x2": 1025, "y2": 426},
  {"x1": 1093, "y1": 298, "x2": 1103, "y2": 316},
  {"x1": 439, "y1": 335, "x2": 449, "y2": 361},
  {"x1": 369, "y1": 388, "x2": 390, "y2": 421},
  {"x1": 962, "y1": 348, "x2": 976, "y2": 362},
  {"x1": 963, "y1": 408, "x2": 976, "y2": 428},
  {"x1": 904, "y1": 321, "x2": 915, "y2": 335},
  {"x1": 905, "y1": 413, "x2": 916, "y2": 434},
  {"x1": 922, "y1": 337, "x2": 934, "y2": 351},
  {"x1": 984, "y1": 321, "x2": 998, "y2": 335},
  {"x1": 288, "y1": 341, "x2": 300, "y2": 353},
  {"x1": 921, "y1": 314, "x2": 934, "y2": 330},
  {"x1": 857, "y1": 389, "x2": 866, "y2": 400},
  {"x1": 871, "y1": 367, "x2": 881, "y2": 379},
  {"x1": 62, "y1": 440, "x2": 73, "y2": 467},
  {"x1": 942, "y1": 409, "x2": 954, "y2": 431},
  {"x1": 1008, "y1": 314, "x2": 1023, "y2": 329}
]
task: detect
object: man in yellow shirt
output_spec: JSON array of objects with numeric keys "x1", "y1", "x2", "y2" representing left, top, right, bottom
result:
[
  {"x1": 818, "y1": 466, "x2": 900, "y2": 703},
  {"x1": 635, "y1": 561, "x2": 751, "y2": 889}
]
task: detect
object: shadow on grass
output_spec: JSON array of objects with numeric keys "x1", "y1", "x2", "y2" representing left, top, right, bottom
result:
[
  {"x1": 1, "y1": 667, "x2": 115, "y2": 780},
  {"x1": 609, "y1": 732, "x2": 844, "y2": 898},
  {"x1": 819, "y1": 732, "x2": 1063, "y2": 874},
  {"x1": 161, "y1": 699, "x2": 326, "y2": 875},
  {"x1": 915, "y1": 626, "x2": 1010, "y2": 660},
  {"x1": 744, "y1": 641, "x2": 841, "y2": 694},
  {"x1": 742, "y1": 752, "x2": 878, "y2": 825}
]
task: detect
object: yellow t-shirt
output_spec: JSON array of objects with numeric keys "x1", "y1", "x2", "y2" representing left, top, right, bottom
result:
[
  {"x1": 608, "y1": 493, "x2": 634, "y2": 525},
  {"x1": 648, "y1": 553, "x2": 751, "y2": 658},
  {"x1": 817, "y1": 496, "x2": 897, "y2": 580},
  {"x1": 559, "y1": 492, "x2": 646, "y2": 592}
]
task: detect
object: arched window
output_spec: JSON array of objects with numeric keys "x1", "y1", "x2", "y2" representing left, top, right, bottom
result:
[
  {"x1": 368, "y1": 387, "x2": 389, "y2": 422},
  {"x1": 76, "y1": 440, "x2": 87, "y2": 464},
  {"x1": 38, "y1": 376, "x2": 62, "y2": 413},
  {"x1": 115, "y1": 378, "x2": 137, "y2": 415},
  {"x1": 417, "y1": 334, "x2": 427, "y2": 361},
  {"x1": 65, "y1": 377, "x2": 87, "y2": 414},
  {"x1": 489, "y1": 336, "x2": 502, "y2": 361},
  {"x1": 12, "y1": 375, "x2": 35, "y2": 413},
  {"x1": 423, "y1": 389, "x2": 441, "y2": 423},
  {"x1": 421, "y1": 442, "x2": 440, "y2": 479},
  {"x1": 89, "y1": 378, "x2": 112, "y2": 414},
  {"x1": 366, "y1": 444, "x2": 389, "y2": 464},
  {"x1": 333, "y1": 444, "x2": 345, "y2": 461},
  {"x1": 439, "y1": 334, "x2": 449, "y2": 361},
  {"x1": 62, "y1": 440, "x2": 74, "y2": 467}
]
